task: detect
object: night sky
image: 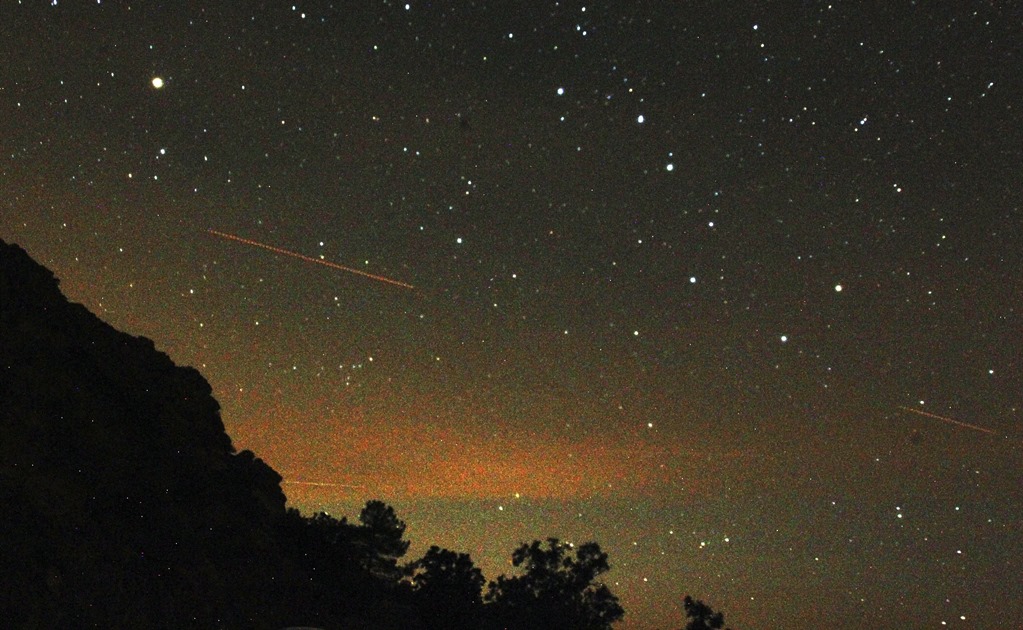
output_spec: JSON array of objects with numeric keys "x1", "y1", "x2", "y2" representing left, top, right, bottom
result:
[{"x1": 2, "y1": 2, "x2": 1021, "y2": 627}]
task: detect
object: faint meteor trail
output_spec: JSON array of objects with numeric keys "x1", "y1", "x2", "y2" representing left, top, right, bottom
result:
[
  {"x1": 897, "y1": 405, "x2": 997, "y2": 435},
  {"x1": 281, "y1": 480, "x2": 367, "y2": 489},
  {"x1": 208, "y1": 229, "x2": 415, "y2": 290}
]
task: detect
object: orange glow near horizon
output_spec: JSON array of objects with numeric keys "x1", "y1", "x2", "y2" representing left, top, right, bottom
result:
[{"x1": 227, "y1": 396, "x2": 723, "y2": 503}]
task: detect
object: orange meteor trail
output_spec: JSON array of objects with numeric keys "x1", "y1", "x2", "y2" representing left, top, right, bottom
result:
[
  {"x1": 897, "y1": 405, "x2": 997, "y2": 435},
  {"x1": 208, "y1": 229, "x2": 414, "y2": 290},
  {"x1": 281, "y1": 480, "x2": 366, "y2": 489}
]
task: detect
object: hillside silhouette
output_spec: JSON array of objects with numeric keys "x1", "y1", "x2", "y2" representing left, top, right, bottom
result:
[
  {"x1": 0, "y1": 239, "x2": 644, "y2": 629},
  {"x1": 0, "y1": 239, "x2": 302, "y2": 626}
]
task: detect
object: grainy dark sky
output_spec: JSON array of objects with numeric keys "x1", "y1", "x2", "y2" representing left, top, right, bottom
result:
[{"x1": 2, "y1": 2, "x2": 1021, "y2": 627}]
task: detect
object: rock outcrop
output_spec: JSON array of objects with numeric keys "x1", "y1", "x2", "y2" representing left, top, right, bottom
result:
[{"x1": 0, "y1": 239, "x2": 287, "y2": 627}]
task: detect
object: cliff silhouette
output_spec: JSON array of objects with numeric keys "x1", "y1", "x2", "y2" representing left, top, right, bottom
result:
[
  {"x1": 0, "y1": 239, "x2": 305, "y2": 626},
  {"x1": 0, "y1": 239, "x2": 634, "y2": 630}
]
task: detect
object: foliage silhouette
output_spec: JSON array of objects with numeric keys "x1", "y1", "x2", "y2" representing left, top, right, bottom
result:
[
  {"x1": 407, "y1": 545, "x2": 486, "y2": 629},
  {"x1": 275, "y1": 505, "x2": 417, "y2": 626},
  {"x1": 681, "y1": 594, "x2": 731, "y2": 630},
  {"x1": 484, "y1": 537, "x2": 624, "y2": 630},
  {"x1": 358, "y1": 499, "x2": 412, "y2": 581}
]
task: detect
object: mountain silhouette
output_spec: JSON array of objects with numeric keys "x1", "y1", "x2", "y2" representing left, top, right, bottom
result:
[
  {"x1": 0, "y1": 239, "x2": 632, "y2": 630},
  {"x1": 0, "y1": 239, "x2": 301, "y2": 626}
]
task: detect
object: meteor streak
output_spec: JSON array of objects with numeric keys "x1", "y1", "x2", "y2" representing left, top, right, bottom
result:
[
  {"x1": 208, "y1": 229, "x2": 415, "y2": 290},
  {"x1": 897, "y1": 405, "x2": 997, "y2": 435},
  {"x1": 281, "y1": 480, "x2": 367, "y2": 489}
]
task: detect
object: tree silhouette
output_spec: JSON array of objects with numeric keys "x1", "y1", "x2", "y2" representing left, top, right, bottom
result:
[
  {"x1": 274, "y1": 503, "x2": 417, "y2": 625},
  {"x1": 355, "y1": 499, "x2": 410, "y2": 582},
  {"x1": 681, "y1": 595, "x2": 730, "y2": 630},
  {"x1": 288, "y1": 501, "x2": 410, "y2": 586},
  {"x1": 485, "y1": 537, "x2": 624, "y2": 630},
  {"x1": 407, "y1": 545, "x2": 486, "y2": 628}
]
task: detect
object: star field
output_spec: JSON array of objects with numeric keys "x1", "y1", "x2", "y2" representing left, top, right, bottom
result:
[{"x1": 2, "y1": 2, "x2": 1021, "y2": 627}]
